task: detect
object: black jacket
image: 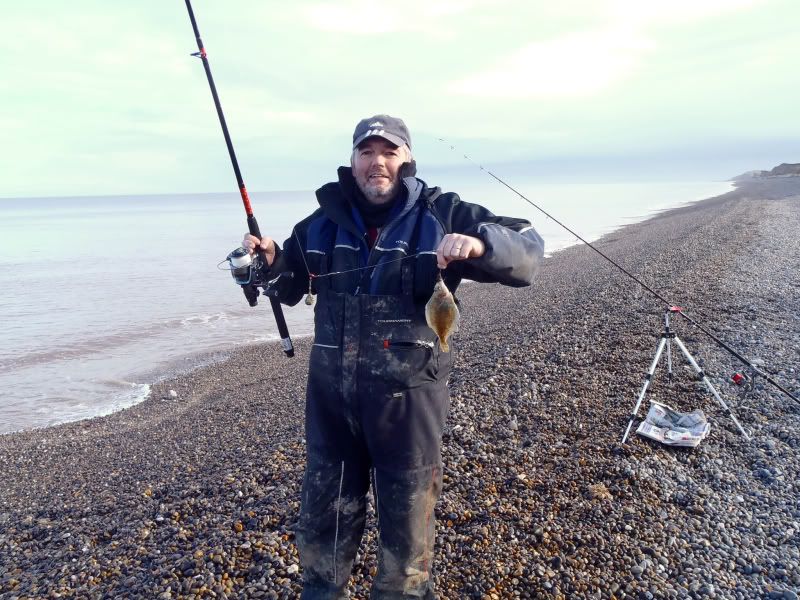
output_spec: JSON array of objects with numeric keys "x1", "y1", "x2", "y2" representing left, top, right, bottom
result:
[{"x1": 269, "y1": 167, "x2": 544, "y2": 305}]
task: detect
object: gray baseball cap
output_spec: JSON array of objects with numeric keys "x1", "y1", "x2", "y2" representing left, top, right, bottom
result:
[{"x1": 352, "y1": 114, "x2": 411, "y2": 150}]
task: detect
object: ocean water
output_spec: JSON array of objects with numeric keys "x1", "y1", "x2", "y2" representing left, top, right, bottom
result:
[{"x1": 0, "y1": 178, "x2": 732, "y2": 434}]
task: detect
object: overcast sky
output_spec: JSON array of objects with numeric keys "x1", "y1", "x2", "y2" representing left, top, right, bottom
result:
[{"x1": 1, "y1": 0, "x2": 798, "y2": 197}]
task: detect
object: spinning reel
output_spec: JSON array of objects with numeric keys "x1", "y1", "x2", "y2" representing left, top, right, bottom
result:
[{"x1": 224, "y1": 247, "x2": 293, "y2": 307}]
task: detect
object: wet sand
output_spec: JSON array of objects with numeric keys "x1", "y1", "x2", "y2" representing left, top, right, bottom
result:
[{"x1": 2, "y1": 178, "x2": 799, "y2": 599}]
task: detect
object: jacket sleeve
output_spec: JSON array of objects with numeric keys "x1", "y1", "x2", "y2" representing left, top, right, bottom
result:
[{"x1": 439, "y1": 193, "x2": 544, "y2": 287}]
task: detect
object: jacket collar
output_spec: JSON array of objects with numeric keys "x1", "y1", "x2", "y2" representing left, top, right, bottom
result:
[{"x1": 315, "y1": 167, "x2": 425, "y2": 236}]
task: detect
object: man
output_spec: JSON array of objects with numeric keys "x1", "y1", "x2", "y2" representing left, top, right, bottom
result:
[{"x1": 243, "y1": 115, "x2": 544, "y2": 598}]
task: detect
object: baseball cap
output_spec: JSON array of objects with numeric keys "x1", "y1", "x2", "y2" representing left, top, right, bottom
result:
[{"x1": 352, "y1": 114, "x2": 411, "y2": 150}]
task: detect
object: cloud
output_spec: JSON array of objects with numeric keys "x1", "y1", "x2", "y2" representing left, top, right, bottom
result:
[
  {"x1": 301, "y1": 0, "x2": 768, "y2": 36},
  {"x1": 208, "y1": 86, "x2": 322, "y2": 142},
  {"x1": 607, "y1": 0, "x2": 769, "y2": 26},
  {"x1": 300, "y1": 0, "x2": 486, "y2": 35},
  {"x1": 447, "y1": 0, "x2": 770, "y2": 100},
  {"x1": 449, "y1": 28, "x2": 655, "y2": 99}
]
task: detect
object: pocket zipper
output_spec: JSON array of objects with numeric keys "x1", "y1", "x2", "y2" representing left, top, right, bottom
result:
[{"x1": 382, "y1": 339, "x2": 435, "y2": 350}]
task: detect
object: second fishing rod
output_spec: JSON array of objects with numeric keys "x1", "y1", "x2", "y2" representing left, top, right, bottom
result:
[{"x1": 439, "y1": 140, "x2": 798, "y2": 409}]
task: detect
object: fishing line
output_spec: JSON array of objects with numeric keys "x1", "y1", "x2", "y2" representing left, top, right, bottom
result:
[
  {"x1": 286, "y1": 227, "x2": 430, "y2": 306},
  {"x1": 289, "y1": 227, "x2": 426, "y2": 280},
  {"x1": 438, "y1": 139, "x2": 673, "y2": 304},
  {"x1": 313, "y1": 253, "x2": 426, "y2": 279},
  {"x1": 437, "y1": 138, "x2": 799, "y2": 406}
]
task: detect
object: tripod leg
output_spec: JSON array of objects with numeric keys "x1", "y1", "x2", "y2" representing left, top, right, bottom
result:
[
  {"x1": 672, "y1": 336, "x2": 752, "y2": 441},
  {"x1": 622, "y1": 337, "x2": 668, "y2": 444},
  {"x1": 666, "y1": 338, "x2": 674, "y2": 383}
]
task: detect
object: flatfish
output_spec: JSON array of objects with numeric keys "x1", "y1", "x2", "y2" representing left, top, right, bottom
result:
[{"x1": 425, "y1": 273, "x2": 459, "y2": 352}]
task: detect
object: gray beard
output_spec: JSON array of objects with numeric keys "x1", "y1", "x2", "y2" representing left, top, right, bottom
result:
[{"x1": 357, "y1": 178, "x2": 399, "y2": 205}]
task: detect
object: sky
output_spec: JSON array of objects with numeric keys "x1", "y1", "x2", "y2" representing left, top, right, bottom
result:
[{"x1": 1, "y1": 0, "x2": 798, "y2": 197}]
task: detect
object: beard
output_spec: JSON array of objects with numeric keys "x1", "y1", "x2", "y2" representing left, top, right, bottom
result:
[{"x1": 356, "y1": 176, "x2": 400, "y2": 205}]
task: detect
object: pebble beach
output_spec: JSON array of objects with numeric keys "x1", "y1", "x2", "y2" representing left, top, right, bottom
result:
[{"x1": 2, "y1": 178, "x2": 799, "y2": 599}]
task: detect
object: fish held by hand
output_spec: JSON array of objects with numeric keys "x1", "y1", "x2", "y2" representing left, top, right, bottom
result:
[{"x1": 425, "y1": 274, "x2": 459, "y2": 352}]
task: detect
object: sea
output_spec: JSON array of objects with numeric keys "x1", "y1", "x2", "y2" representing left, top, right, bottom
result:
[{"x1": 0, "y1": 176, "x2": 733, "y2": 434}]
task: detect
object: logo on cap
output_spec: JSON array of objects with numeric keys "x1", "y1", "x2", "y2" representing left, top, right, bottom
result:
[{"x1": 352, "y1": 114, "x2": 411, "y2": 150}]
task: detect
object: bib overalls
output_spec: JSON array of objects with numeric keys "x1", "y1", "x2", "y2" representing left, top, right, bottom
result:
[{"x1": 296, "y1": 194, "x2": 450, "y2": 599}]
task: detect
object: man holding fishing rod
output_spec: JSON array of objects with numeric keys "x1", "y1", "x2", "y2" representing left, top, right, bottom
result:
[{"x1": 243, "y1": 115, "x2": 544, "y2": 598}]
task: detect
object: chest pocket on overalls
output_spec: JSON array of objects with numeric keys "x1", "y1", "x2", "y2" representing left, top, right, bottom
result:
[
  {"x1": 363, "y1": 310, "x2": 442, "y2": 392},
  {"x1": 360, "y1": 240, "x2": 450, "y2": 393},
  {"x1": 362, "y1": 202, "x2": 451, "y2": 392}
]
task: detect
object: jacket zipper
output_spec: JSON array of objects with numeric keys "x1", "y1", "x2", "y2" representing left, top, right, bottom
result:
[
  {"x1": 355, "y1": 181, "x2": 417, "y2": 294},
  {"x1": 354, "y1": 231, "x2": 372, "y2": 295}
]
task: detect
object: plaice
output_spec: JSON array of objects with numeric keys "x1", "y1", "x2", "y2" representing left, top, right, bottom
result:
[{"x1": 425, "y1": 273, "x2": 459, "y2": 352}]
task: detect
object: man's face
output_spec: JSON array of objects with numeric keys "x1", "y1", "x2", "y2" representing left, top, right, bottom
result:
[{"x1": 351, "y1": 137, "x2": 408, "y2": 205}]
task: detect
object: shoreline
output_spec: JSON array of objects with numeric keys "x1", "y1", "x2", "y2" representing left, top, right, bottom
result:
[
  {"x1": 0, "y1": 180, "x2": 734, "y2": 437},
  {"x1": 2, "y1": 178, "x2": 799, "y2": 598},
  {"x1": 0, "y1": 182, "x2": 731, "y2": 435}
]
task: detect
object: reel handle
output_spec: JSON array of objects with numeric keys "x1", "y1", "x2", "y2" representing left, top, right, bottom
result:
[{"x1": 242, "y1": 284, "x2": 260, "y2": 307}]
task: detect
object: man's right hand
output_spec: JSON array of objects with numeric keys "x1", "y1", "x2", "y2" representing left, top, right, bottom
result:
[{"x1": 242, "y1": 234, "x2": 277, "y2": 267}]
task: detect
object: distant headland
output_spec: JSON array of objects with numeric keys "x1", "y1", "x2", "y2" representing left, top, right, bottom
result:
[{"x1": 732, "y1": 162, "x2": 800, "y2": 181}]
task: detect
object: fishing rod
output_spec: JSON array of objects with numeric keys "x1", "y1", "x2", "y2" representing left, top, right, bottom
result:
[
  {"x1": 184, "y1": 0, "x2": 294, "y2": 358},
  {"x1": 439, "y1": 139, "x2": 799, "y2": 408}
]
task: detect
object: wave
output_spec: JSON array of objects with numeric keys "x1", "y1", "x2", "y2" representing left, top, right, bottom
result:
[
  {"x1": 93, "y1": 377, "x2": 141, "y2": 388},
  {"x1": 179, "y1": 311, "x2": 230, "y2": 326},
  {"x1": 0, "y1": 310, "x2": 247, "y2": 374},
  {"x1": 0, "y1": 383, "x2": 151, "y2": 435}
]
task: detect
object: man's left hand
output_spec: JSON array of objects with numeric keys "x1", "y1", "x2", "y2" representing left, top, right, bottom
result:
[{"x1": 436, "y1": 234, "x2": 485, "y2": 269}]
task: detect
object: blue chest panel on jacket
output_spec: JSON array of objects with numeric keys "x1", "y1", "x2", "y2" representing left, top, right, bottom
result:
[{"x1": 305, "y1": 200, "x2": 444, "y2": 298}]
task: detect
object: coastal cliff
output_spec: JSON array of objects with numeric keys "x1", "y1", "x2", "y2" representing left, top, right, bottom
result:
[{"x1": 732, "y1": 162, "x2": 800, "y2": 180}]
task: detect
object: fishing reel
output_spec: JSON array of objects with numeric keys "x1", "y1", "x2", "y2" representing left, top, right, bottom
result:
[
  {"x1": 731, "y1": 370, "x2": 758, "y2": 398},
  {"x1": 224, "y1": 247, "x2": 292, "y2": 307}
]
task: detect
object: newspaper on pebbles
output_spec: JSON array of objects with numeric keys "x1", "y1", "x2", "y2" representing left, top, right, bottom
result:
[{"x1": 636, "y1": 401, "x2": 711, "y2": 447}]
